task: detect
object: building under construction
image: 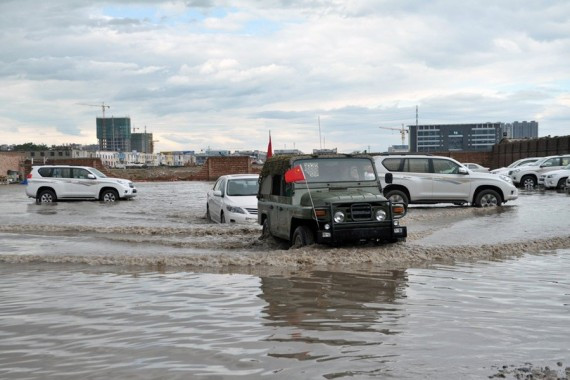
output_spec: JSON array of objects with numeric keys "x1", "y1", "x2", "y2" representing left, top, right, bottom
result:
[
  {"x1": 131, "y1": 132, "x2": 154, "y2": 154},
  {"x1": 97, "y1": 117, "x2": 131, "y2": 152}
]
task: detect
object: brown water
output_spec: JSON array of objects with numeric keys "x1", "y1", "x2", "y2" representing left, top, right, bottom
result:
[{"x1": 0, "y1": 182, "x2": 569, "y2": 379}]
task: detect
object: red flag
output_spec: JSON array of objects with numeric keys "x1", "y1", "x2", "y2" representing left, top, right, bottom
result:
[
  {"x1": 266, "y1": 134, "x2": 273, "y2": 159},
  {"x1": 285, "y1": 165, "x2": 306, "y2": 183}
]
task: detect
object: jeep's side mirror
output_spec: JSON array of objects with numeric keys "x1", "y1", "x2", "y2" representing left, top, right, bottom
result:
[
  {"x1": 458, "y1": 167, "x2": 468, "y2": 175},
  {"x1": 213, "y1": 190, "x2": 222, "y2": 197},
  {"x1": 87, "y1": 174, "x2": 96, "y2": 179},
  {"x1": 385, "y1": 173, "x2": 393, "y2": 184}
]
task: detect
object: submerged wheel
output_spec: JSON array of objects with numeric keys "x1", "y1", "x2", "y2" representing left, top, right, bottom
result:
[
  {"x1": 557, "y1": 178, "x2": 567, "y2": 190},
  {"x1": 206, "y1": 204, "x2": 212, "y2": 221},
  {"x1": 220, "y1": 212, "x2": 226, "y2": 223},
  {"x1": 474, "y1": 189, "x2": 502, "y2": 207},
  {"x1": 37, "y1": 189, "x2": 57, "y2": 203},
  {"x1": 261, "y1": 218, "x2": 271, "y2": 239},
  {"x1": 521, "y1": 175, "x2": 536, "y2": 188},
  {"x1": 291, "y1": 225, "x2": 315, "y2": 248},
  {"x1": 100, "y1": 189, "x2": 119, "y2": 202}
]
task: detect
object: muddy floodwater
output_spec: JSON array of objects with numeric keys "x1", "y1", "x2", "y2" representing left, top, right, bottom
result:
[{"x1": 1, "y1": 182, "x2": 569, "y2": 379}]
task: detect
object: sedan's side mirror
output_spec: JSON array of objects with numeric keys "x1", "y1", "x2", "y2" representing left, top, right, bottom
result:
[
  {"x1": 385, "y1": 173, "x2": 393, "y2": 184},
  {"x1": 458, "y1": 167, "x2": 468, "y2": 175},
  {"x1": 213, "y1": 190, "x2": 222, "y2": 197}
]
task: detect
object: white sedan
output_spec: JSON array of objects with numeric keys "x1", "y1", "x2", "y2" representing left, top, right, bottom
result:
[
  {"x1": 206, "y1": 174, "x2": 259, "y2": 224},
  {"x1": 463, "y1": 163, "x2": 490, "y2": 173}
]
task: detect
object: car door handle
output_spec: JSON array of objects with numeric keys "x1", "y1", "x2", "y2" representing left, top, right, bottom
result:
[
  {"x1": 278, "y1": 207, "x2": 284, "y2": 211},
  {"x1": 269, "y1": 205, "x2": 274, "y2": 210}
]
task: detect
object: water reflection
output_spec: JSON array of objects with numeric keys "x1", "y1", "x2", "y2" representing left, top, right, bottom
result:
[{"x1": 259, "y1": 269, "x2": 408, "y2": 335}]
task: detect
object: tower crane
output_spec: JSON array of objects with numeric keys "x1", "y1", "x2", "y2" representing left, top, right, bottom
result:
[
  {"x1": 378, "y1": 124, "x2": 410, "y2": 145},
  {"x1": 77, "y1": 102, "x2": 111, "y2": 150}
]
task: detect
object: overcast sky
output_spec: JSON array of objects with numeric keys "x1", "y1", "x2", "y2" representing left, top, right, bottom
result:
[{"x1": 1, "y1": 0, "x2": 569, "y2": 153}]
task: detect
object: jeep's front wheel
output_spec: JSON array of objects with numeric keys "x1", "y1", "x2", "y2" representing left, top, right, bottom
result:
[
  {"x1": 291, "y1": 226, "x2": 315, "y2": 248},
  {"x1": 261, "y1": 218, "x2": 271, "y2": 239},
  {"x1": 385, "y1": 189, "x2": 409, "y2": 207},
  {"x1": 474, "y1": 189, "x2": 502, "y2": 207}
]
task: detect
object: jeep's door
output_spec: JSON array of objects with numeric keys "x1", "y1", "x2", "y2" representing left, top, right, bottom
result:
[{"x1": 431, "y1": 158, "x2": 471, "y2": 200}]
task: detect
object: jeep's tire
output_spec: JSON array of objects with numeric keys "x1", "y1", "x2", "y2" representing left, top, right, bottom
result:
[
  {"x1": 521, "y1": 175, "x2": 536, "y2": 188},
  {"x1": 385, "y1": 189, "x2": 409, "y2": 207},
  {"x1": 261, "y1": 218, "x2": 271, "y2": 239},
  {"x1": 474, "y1": 189, "x2": 502, "y2": 207},
  {"x1": 291, "y1": 226, "x2": 315, "y2": 248},
  {"x1": 37, "y1": 189, "x2": 57, "y2": 204},
  {"x1": 557, "y1": 178, "x2": 567, "y2": 190},
  {"x1": 100, "y1": 189, "x2": 119, "y2": 202}
]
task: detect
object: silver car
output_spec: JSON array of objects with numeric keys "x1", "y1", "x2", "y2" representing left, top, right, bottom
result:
[{"x1": 26, "y1": 165, "x2": 137, "y2": 203}]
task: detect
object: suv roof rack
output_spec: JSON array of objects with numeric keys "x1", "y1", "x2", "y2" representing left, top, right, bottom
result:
[{"x1": 377, "y1": 152, "x2": 433, "y2": 156}]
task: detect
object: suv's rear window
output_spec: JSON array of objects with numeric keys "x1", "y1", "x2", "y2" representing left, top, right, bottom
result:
[
  {"x1": 37, "y1": 167, "x2": 53, "y2": 177},
  {"x1": 381, "y1": 158, "x2": 402, "y2": 172}
]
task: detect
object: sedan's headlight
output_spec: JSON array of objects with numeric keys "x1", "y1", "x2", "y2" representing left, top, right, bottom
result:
[
  {"x1": 499, "y1": 175, "x2": 513, "y2": 184},
  {"x1": 333, "y1": 211, "x2": 345, "y2": 223},
  {"x1": 226, "y1": 205, "x2": 245, "y2": 214},
  {"x1": 375, "y1": 209, "x2": 387, "y2": 221}
]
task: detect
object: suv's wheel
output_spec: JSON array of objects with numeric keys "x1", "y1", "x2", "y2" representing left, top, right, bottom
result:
[
  {"x1": 291, "y1": 226, "x2": 315, "y2": 248},
  {"x1": 557, "y1": 178, "x2": 567, "y2": 190},
  {"x1": 100, "y1": 189, "x2": 119, "y2": 202},
  {"x1": 521, "y1": 175, "x2": 536, "y2": 188},
  {"x1": 385, "y1": 189, "x2": 409, "y2": 207},
  {"x1": 474, "y1": 189, "x2": 502, "y2": 207},
  {"x1": 37, "y1": 189, "x2": 56, "y2": 204}
]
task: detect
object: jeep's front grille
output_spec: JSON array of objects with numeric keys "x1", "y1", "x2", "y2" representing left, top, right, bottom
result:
[{"x1": 350, "y1": 203, "x2": 372, "y2": 221}]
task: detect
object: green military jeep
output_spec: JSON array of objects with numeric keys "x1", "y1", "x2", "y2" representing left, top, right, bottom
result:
[{"x1": 257, "y1": 154, "x2": 407, "y2": 247}]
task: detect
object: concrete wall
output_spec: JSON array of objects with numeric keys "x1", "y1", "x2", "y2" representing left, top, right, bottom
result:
[
  {"x1": 492, "y1": 135, "x2": 570, "y2": 168},
  {"x1": 0, "y1": 152, "x2": 26, "y2": 180}
]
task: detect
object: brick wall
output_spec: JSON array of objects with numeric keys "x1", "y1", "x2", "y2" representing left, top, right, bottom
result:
[
  {"x1": 0, "y1": 152, "x2": 26, "y2": 179},
  {"x1": 202, "y1": 156, "x2": 253, "y2": 181},
  {"x1": 23, "y1": 158, "x2": 109, "y2": 176},
  {"x1": 492, "y1": 135, "x2": 570, "y2": 168}
]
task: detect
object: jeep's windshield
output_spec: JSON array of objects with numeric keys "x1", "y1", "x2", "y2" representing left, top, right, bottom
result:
[
  {"x1": 295, "y1": 158, "x2": 376, "y2": 183},
  {"x1": 89, "y1": 168, "x2": 107, "y2": 178},
  {"x1": 227, "y1": 178, "x2": 259, "y2": 196}
]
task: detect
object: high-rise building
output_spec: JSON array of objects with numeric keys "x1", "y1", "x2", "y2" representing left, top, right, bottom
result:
[
  {"x1": 502, "y1": 121, "x2": 539, "y2": 139},
  {"x1": 96, "y1": 117, "x2": 131, "y2": 152},
  {"x1": 409, "y1": 123, "x2": 503, "y2": 152},
  {"x1": 131, "y1": 132, "x2": 154, "y2": 153}
]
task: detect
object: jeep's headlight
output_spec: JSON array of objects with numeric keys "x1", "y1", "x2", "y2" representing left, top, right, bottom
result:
[
  {"x1": 375, "y1": 209, "x2": 387, "y2": 221},
  {"x1": 226, "y1": 205, "x2": 245, "y2": 214},
  {"x1": 333, "y1": 211, "x2": 345, "y2": 223},
  {"x1": 499, "y1": 175, "x2": 513, "y2": 184}
]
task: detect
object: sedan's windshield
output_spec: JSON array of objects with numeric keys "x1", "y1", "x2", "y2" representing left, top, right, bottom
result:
[
  {"x1": 227, "y1": 179, "x2": 259, "y2": 196},
  {"x1": 89, "y1": 168, "x2": 107, "y2": 178},
  {"x1": 296, "y1": 158, "x2": 376, "y2": 183}
]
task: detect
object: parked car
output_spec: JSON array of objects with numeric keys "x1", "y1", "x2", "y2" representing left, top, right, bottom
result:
[
  {"x1": 490, "y1": 157, "x2": 540, "y2": 175},
  {"x1": 509, "y1": 155, "x2": 570, "y2": 188},
  {"x1": 25, "y1": 165, "x2": 137, "y2": 203},
  {"x1": 463, "y1": 163, "x2": 489, "y2": 173},
  {"x1": 257, "y1": 154, "x2": 406, "y2": 247},
  {"x1": 206, "y1": 174, "x2": 259, "y2": 224},
  {"x1": 374, "y1": 154, "x2": 518, "y2": 207},
  {"x1": 538, "y1": 164, "x2": 570, "y2": 190}
]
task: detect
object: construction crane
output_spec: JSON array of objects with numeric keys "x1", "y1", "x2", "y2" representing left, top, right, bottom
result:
[
  {"x1": 78, "y1": 102, "x2": 111, "y2": 150},
  {"x1": 379, "y1": 124, "x2": 410, "y2": 145}
]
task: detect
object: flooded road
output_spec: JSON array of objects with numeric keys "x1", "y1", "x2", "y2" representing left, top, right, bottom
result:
[{"x1": 1, "y1": 182, "x2": 569, "y2": 379}]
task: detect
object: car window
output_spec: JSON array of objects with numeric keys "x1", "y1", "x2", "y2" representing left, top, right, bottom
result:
[
  {"x1": 213, "y1": 178, "x2": 223, "y2": 191},
  {"x1": 296, "y1": 158, "x2": 376, "y2": 182},
  {"x1": 72, "y1": 168, "x2": 90, "y2": 179},
  {"x1": 432, "y1": 159, "x2": 461, "y2": 174},
  {"x1": 38, "y1": 167, "x2": 53, "y2": 177},
  {"x1": 403, "y1": 158, "x2": 429, "y2": 173},
  {"x1": 562, "y1": 157, "x2": 570, "y2": 166},
  {"x1": 381, "y1": 158, "x2": 402, "y2": 172},
  {"x1": 89, "y1": 168, "x2": 107, "y2": 178},
  {"x1": 52, "y1": 168, "x2": 71, "y2": 178},
  {"x1": 227, "y1": 179, "x2": 259, "y2": 196},
  {"x1": 271, "y1": 175, "x2": 284, "y2": 195},
  {"x1": 542, "y1": 158, "x2": 560, "y2": 167}
]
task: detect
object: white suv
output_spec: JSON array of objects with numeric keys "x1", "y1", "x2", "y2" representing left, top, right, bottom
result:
[
  {"x1": 508, "y1": 155, "x2": 570, "y2": 188},
  {"x1": 538, "y1": 164, "x2": 570, "y2": 190},
  {"x1": 26, "y1": 165, "x2": 137, "y2": 203},
  {"x1": 374, "y1": 155, "x2": 518, "y2": 207}
]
